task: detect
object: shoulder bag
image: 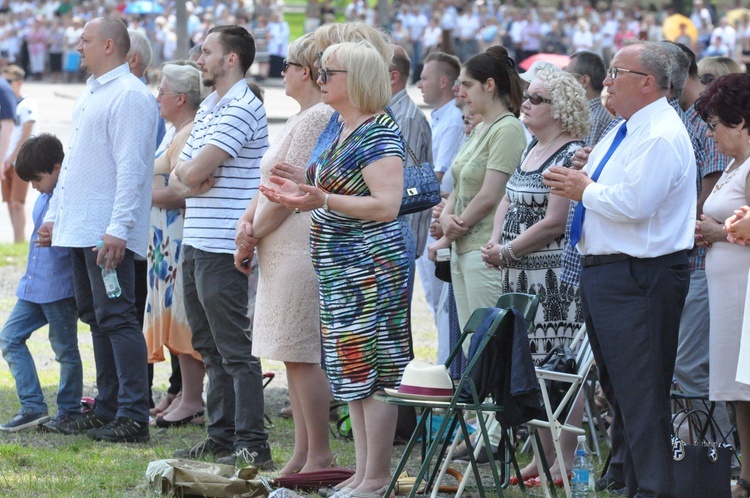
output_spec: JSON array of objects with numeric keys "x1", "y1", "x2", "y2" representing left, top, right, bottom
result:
[{"x1": 384, "y1": 109, "x2": 442, "y2": 216}]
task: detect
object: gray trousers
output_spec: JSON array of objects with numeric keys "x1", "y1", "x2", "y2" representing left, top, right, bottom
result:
[{"x1": 182, "y1": 246, "x2": 267, "y2": 450}]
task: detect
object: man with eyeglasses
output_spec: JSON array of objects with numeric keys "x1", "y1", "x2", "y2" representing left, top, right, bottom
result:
[
  {"x1": 544, "y1": 42, "x2": 696, "y2": 498},
  {"x1": 170, "y1": 25, "x2": 272, "y2": 470}
]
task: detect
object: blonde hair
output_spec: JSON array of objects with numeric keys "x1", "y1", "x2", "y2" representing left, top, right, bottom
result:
[
  {"x1": 537, "y1": 68, "x2": 590, "y2": 139},
  {"x1": 697, "y1": 56, "x2": 742, "y2": 79},
  {"x1": 322, "y1": 41, "x2": 390, "y2": 113},
  {"x1": 314, "y1": 22, "x2": 392, "y2": 62},
  {"x1": 2, "y1": 64, "x2": 24, "y2": 80},
  {"x1": 287, "y1": 32, "x2": 320, "y2": 85}
]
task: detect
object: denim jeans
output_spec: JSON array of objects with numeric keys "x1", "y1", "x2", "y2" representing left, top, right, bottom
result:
[
  {"x1": 0, "y1": 297, "x2": 82, "y2": 416},
  {"x1": 71, "y1": 247, "x2": 150, "y2": 423},
  {"x1": 182, "y1": 246, "x2": 267, "y2": 450}
]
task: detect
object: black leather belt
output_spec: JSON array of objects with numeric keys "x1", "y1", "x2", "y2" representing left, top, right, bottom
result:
[{"x1": 580, "y1": 253, "x2": 631, "y2": 268}]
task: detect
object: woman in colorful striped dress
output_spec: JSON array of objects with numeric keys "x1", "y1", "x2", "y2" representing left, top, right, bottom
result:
[{"x1": 261, "y1": 41, "x2": 410, "y2": 498}]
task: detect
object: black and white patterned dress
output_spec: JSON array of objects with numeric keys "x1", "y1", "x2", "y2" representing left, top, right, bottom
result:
[{"x1": 500, "y1": 139, "x2": 584, "y2": 363}]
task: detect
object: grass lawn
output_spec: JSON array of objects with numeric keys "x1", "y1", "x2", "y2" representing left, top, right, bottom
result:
[{"x1": 0, "y1": 242, "x2": 612, "y2": 497}]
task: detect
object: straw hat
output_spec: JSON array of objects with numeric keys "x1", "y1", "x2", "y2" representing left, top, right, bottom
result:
[{"x1": 385, "y1": 361, "x2": 454, "y2": 401}]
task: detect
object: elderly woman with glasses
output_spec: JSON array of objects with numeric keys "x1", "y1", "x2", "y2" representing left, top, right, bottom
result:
[
  {"x1": 261, "y1": 40, "x2": 410, "y2": 497},
  {"x1": 145, "y1": 61, "x2": 210, "y2": 428},
  {"x1": 233, "y1": 33, "x2": 335, "y2": 476},
  {"x1": 694, "y1": 73, "x2": 750, "y2": 498},
  {"x1": 481, "y1": 68, "x2": 589, "y2": 487}
]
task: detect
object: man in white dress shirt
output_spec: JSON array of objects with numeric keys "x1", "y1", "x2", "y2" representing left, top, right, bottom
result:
[
  {"x1": 170, "y1": 25, "x2": 272, "y2": 470},
  {"x1": 416, "y1": 52, "x2": 464, "y2": 362},
  {"x1": 40, "y1": 16, "x2": 157, "y2": 442},
  {"x1": 544, "y1": 42, "x2": 695, "y2": 497}
]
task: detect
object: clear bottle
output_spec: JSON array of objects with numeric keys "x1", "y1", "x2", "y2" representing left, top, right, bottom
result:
[
  {"x1": 571, "y1": 434, "x2": 594, "y2": 498},
  {"x1": 97, "y1": 241, "x2": 122, "y2": 299}
]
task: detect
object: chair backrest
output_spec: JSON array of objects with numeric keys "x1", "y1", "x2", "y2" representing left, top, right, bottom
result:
[{"x1": 495, "y1": 292, "x2": 540, "y2": 334}]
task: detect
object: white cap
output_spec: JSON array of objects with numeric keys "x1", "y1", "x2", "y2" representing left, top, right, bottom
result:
[{"x1": 520, "y1": 61, "x2": 562, "y2": 83}]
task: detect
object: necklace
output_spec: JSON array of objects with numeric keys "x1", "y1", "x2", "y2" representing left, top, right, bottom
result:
[
  {"x1": 715, "y1": 155, "x2": 750, "y2": 191},
  {"x1": 339, "y1": 113, "x2": 369, "y2": 143},
  {"x1": 528, "y1": 133, "x2": 565, "y2": 166}
]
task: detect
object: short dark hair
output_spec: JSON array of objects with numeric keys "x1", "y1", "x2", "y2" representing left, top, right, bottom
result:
[
  {"x1": 207, "y1": 25, "x2": 256, "y2": 74},
  {"x1": 569, "y1": 51, "x2": 606, "y2": 92},
  {"x1": 674, "y1": 42, "x2": 698, "y2": 78},
  {"x1": 15, "y1": 134, "x2": 64, "y2": 182},
  {"x1": 390, "y1": 45, "x2": 411, "y2": 82},
  {"x1": 695, "y1": 73, "x2": 750, "y2": 131}
]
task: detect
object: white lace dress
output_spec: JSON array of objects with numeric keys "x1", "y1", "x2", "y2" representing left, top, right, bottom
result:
[{"x1": 251, "y1": 102, "x2": 333, "y2": 362}]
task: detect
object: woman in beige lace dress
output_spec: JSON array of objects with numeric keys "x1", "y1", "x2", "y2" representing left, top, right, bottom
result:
[{"x1": 234, "y1": 33, "x2": 334, "y2": 476}]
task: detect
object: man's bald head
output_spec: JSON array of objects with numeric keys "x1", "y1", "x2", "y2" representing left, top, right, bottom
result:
[{"x1": 96, "y1": 17, "x2": 130, "y2": 58}]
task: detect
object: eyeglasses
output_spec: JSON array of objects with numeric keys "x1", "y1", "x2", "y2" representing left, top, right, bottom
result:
[
  {"x1": 282, "y1": 59, "x2": 303, "y2": 73},
  {"x1": 699, "y1": 73, "x2": 715, "y2": 86},
  {"x1": 318, "y1": 67, "x2": 347, "y2": 84},
  {"x1": 157, "y1": 87, "x2": 182, "y2": 98},
  {"x1": 523, "y1": 93, "x2": 552, "y2": 105},
  {"x1": 608, "y1": 67, "x2": 650, "y2": 79},
  {"x1": 706, "y1": 119, "x2": 720, "y2": 131}
]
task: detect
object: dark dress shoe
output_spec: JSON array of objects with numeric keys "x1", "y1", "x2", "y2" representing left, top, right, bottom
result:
[{"x1": 155, "y1": 411, "x2": 204, "y2": 428}]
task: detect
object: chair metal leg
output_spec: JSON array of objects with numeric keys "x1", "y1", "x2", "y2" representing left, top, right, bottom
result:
[{"x1": 385, "y1": 406, "x2": 433, "y2": 498}]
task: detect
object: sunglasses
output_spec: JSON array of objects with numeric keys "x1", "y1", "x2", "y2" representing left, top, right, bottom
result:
[
  {"x1": 523, "y1": 93, "x2": 552, "y2": 105},
  {"x1": 318, "y1": 67, "x2": 347, "y2": 84},
  {"x1": 608, "y1": 67, "x2": 649, "y2": 79},
  {"x1": 282, "y1": 59, "x2": 303, "y2": 73},
  {"x1": 706, "y1": 119, "x2": 720, "y2": 131},
  {"x1": 699, "y1": 73, "x2": 715, "y2": 86}
]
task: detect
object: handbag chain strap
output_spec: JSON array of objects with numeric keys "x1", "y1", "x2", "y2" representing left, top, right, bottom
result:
[{"x1": 383, "y1": 108, "x2": 424, "y2": 167}]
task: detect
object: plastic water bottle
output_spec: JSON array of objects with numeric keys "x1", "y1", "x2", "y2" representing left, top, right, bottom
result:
[
  {"x1": 97, "y1": 241, "x2": 122, "y2": 299},
  {"x1": 571, "y1": 434, "x2": 594, "y2": 497}
]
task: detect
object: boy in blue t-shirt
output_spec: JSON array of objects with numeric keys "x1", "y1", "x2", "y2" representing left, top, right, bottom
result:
[{"x1": 0, "y1": 133, "x2": 82, "y2": 432}]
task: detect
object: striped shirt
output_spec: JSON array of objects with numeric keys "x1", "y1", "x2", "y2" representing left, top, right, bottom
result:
[
  {"x1": 180, "y1": 79, "x2": 269, "y2": 254},
  {"x1": 685, "y1": 105, "x2": 729, "y2": 271}
]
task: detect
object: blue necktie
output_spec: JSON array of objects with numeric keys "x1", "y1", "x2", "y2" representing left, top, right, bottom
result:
[{"x1": 569, "y1": 121, "x2": 628, "y2": 247}]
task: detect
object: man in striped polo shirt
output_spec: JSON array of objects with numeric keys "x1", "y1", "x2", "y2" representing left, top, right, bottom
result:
[{"x1": 170, "y1": 25, "x2": 272, "y2": 470}]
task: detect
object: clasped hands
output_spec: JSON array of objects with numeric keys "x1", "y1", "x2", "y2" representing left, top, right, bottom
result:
[{"x1": 725, "y1": 206, "x2": 750, "y2": 245}]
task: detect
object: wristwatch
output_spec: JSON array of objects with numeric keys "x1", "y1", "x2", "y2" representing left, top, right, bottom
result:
[{"x1": 323, "y1": 193, "x2": 331, "y2": 212}]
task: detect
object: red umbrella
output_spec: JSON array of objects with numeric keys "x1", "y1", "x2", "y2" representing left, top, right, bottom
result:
[{"x1": 519, "y1": 53, "x2": 571, "y2": 71}]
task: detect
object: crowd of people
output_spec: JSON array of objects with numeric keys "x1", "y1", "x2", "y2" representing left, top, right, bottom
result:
[
  {"x1": 3, "y1": 1, "x2": 750, "y2": 498},
  {"x1": 2, "y1": 0, "x2": 750, "y2": 85}
]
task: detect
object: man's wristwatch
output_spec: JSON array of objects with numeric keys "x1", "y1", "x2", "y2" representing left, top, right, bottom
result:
[{"x1": 323, "y1": 193, "x2": 331, "y2": 212}]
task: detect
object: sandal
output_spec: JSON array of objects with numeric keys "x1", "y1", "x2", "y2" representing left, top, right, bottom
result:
[{"x1": 733, "y1": 479, "x2": 750, "y2": 498}]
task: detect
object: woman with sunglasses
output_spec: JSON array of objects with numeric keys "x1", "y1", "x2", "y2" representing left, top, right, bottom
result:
[
  {"x1": 481, "y1": 68, "x2": 589, "y2": 487},
  {"x1": 234, "y1": 33, "x2": 335, "y2": 476},
  {"x1": 694, "y1": 73, "x2": 750, "y2": 498},
  {"x1": 261, "y1": 40, "x2": 410, "y2": 498},
  {"x1": 428, "y1": 45, "x2": 526, "y2": 337}
]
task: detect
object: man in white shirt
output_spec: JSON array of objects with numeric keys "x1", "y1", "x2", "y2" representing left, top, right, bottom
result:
[
  {"x1": 40, "y1": 16, "x2": 158, "y2": 443},
  {"x1": 416, "y1": 52, "x2": 464, "y2": 362},
  {"x1": 545, "y1": 42, "x2": 695, "y2": 497},
  {"x1": 170, "y1": 25, "x2": 272, "y2": 470},
  {"x1": 711, "y1": 17, "x2": 736, "y2": 55}
]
